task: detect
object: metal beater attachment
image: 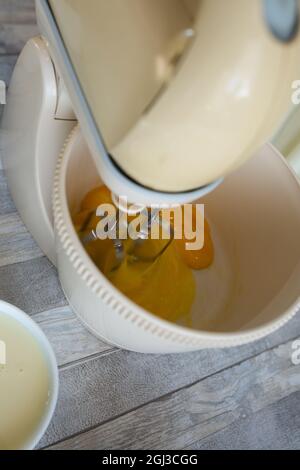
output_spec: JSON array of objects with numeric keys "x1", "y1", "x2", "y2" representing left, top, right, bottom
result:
[
  {"x1": 80, "y1": 209, "x2": 126, "y2": 263},
  {"x1": 79, "y1": 206, "x2": 174, "y2": 269}
]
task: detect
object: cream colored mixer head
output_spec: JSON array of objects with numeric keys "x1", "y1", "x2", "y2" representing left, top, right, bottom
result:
[{"x1": 45, "y1": 0, "x2": 300, "y2": 198}]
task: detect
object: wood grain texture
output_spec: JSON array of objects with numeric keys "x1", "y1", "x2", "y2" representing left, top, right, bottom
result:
[
  {"x1": 0, "y1": 0, "x2": 36, "y2": 24},
  {"x1": 0, "y1": 23, "x2": 39, "y2": 54},
  {"x1": 47, "y1": 340, "x2": 300, "y2": 450},
  {"x1": 0, "y1": 0, "x2": 37, "y2": 55},
  {"x1": 0, "y1": 54, "x2": 18, "y2": 84},
  {"x1": 188, "y1": 392, "x2": 300, "y2": 450},
  {"x1": 33, "y1": 307, "x2": 116, "y2": 367},
  {"x1": 40, "y1": 314, "x2": 300, "y2": 448},
  {"x1": 0, "y1": 256, "x2": 67, "y2": 314},
  {"x1": 0, "y1": 212, "x2": 43, "y2": 266},
  {"x1": 0, "y1": 170, "x2": 15, "y2": 213}
]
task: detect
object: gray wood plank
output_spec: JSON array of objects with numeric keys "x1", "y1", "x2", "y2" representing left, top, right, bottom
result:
[
  {"x1": 0, "y1": 54, "x2": 18, "y2": 84},
  {"x1": 0, "y1": 23, "x2": 38, "y2": 55},
  {"x1": 39, "y1": 314, "x2": 300, "y2": 448},
  {"x1": 187, "y1": 392, "x2": 300, "y2": 450},
  {"x1": 0, "y1": 170, "x2": 15, "y2": 214},
  {"x1": 47, "y1": 340, "x2": 300, "y2": 450},
  {"x1": 32, "y1": 307, "x2": 116, "y2": 367},
  {"x1": 0, "y1": 0, "x2": 36, "y2": 24},
  {"x1": 0, "y1": 212, "x2": 43, "y2": 266},
  {"x1": 0, "y1": 256, "x2": 67, "y2": 314}
]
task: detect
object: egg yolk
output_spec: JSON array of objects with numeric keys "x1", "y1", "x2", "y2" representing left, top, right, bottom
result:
[
  {"x1": 73, "y1": 185, "x2": 214, "y2": 324},
  {"x1": 81, "y1": 184, "x2": 113, "y2": 209},
  {"x1": 108, "y1": 241, "x2": 196, "y2": 323},
  {"x1": 176, "y1": 215, "x2": 214, "y2": 270}
]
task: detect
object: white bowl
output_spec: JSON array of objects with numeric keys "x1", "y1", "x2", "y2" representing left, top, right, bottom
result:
[
  {"x1": 0, "y1": 300, "x2": 59, "y2": 450},
  {"x1": 53, "y1": 126, "x2": 300, "y2": 353}
]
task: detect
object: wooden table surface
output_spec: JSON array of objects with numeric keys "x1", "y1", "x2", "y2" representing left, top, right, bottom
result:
[{"x1": 0, "y1": 0, "x2": 300, "y2": 450}]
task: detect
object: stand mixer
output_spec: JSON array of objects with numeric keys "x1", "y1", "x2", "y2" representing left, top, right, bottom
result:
[{"x1": 2, "y1": 0, "x2": 300, "y2": 353}]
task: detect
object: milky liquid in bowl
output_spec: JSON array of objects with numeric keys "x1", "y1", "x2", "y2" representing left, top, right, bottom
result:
[{"x1": 0, "y1": 313, "x2": 51, "y2": 450}]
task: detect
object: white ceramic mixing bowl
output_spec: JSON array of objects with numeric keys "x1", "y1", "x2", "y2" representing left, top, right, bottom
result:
[{"x1": 53, "y1": 127, "x2": 300, "y2": 353}]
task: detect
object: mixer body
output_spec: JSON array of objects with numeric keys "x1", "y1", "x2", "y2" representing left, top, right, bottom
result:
[
  {"x1": 40, "y1": 0, "x2": 300, "y2": 196},
  {"x1": 1, "y1": 1, "x2": 300, "y2": 352},
  {"x1": 0, "y1": 36, "x2": 76, "y2": 264}
]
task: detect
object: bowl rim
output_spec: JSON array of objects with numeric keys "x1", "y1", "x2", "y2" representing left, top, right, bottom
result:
[
  {"x1": 53, "y1": 126, "x2": 300, "y2": 348},
  {"x1": 0, "y1": 300, "x2": 59, "y2": 450}
]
